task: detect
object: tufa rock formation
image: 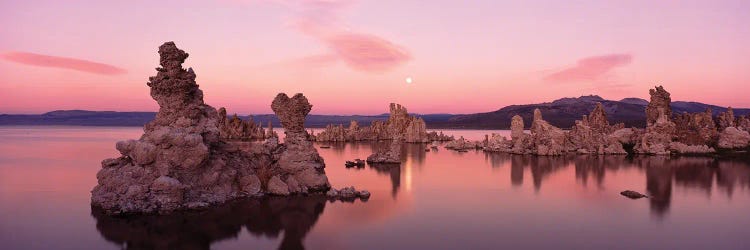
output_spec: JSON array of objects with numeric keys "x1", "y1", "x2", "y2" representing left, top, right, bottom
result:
[
  {"x1": 91, "y1": 42, "x2": 336, "y2": 215},
  {"x1": 216, "y1": 107, "x2": 270, "y2": 140},
  {"x1": 315, "y1": 103, "x2": 453, "y2": 143},
  {"x1": 565, "y1": 103, "x2": 627, "y2": 154},
  {"x1": 645, "y1": 86, "x2": 672, "y2": 126},
  {"x1": 366, "y1": 136, "x2": 403, "y2": 164}
]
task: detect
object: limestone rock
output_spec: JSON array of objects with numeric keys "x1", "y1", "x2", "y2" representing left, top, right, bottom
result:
[
  {"x1": 645, "y1": 85, "x2": 672, "y2": 126},
  {"x1": 445, "y1": 136, "x2": 483, "y2": 151},
  {"x1": 91, "y1": 42, "x2": 332, "y2": 215},
  {"x1": 636, "y1": 107, "x2": 676, "y2": 155},
  {"x1": 674, "y1": 108, "x2": 718, "y2": 146},
  {"x1": 272, "y1": 93, "x2": 311, "y2": 133},
  {"x1": 273, "y1": 93, "x2": 330, "y2": 192},
  {"x1": 717, "y1": 107, "x2": 736, "y2": 131},
  {"x1": 267, "y1": 176, "x2": 290, "y2": 195},
  {"x1": 717, "y1": 127, "x2": 750, "y2": 149},
  {"x1": 217, "y1": 108, "x2": 267, "y2": 140},
  {"x1": 366, "y1": 138, "x2": 402, "y2": 163},
  {"x1": 668, "y1": 142, "x2": 715, "y2": 154},
  {"x1": 511, "y1": 115, "x2": 525, "y2": 140},
  {"x1": 326, "y1": 186, "x2": 371, "y2": 201},
  {"x1": 565, "y1": 103, "x2": 626, "y2": 155},
  {"x1": 315, "y1": 103, "x2": 452, "y2": 143},
  {"x1": 530, "y1": 109, "x2": 567, "y2": 156}
]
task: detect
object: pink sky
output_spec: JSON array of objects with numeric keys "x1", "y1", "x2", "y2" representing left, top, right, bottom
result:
[{"x1": 1, "y1": 0, "x2": 748, "y2": 115}]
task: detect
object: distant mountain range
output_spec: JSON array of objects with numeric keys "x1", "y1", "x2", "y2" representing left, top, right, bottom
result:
[
  {"x1": 428, "y1": 95, "x2": 750, "y2": 129},
  {"x1": 2, "y1": 96, "x2": 748, "y2": 129}
]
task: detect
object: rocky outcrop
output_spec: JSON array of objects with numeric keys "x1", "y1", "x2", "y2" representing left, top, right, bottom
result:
[
  {"x1": 217, "y1": 108, "x2": 267, "y2": 140},
  {"x1": 444, "y1": 136, "x2": 483, "y2": 151},
  {"x1": 645, "y1": 85, "x2": 672, "y2": 126},
  {"x1": 565, "y1": 103, "x2": 626, "y2": 154},
  {"x1": 326, "y1": 186, "x2": 370, "y2": 201},
  {"x1": 635, "y1": 107, "x2": 677, "y2": 155},
  {"x1": 717, "y1": 127, "x2": 750, "y2": 149},
  {"x1": 91, "y1": 42, "x2": 333, "y2": 215},
  {"x1": 529, "y1": 109, "x2": 567, "y2": 155},
  {"x1": 635, "y1": 86, "x2": 679, "y2": 155},
  {"x1": 366, "y1": 137, "x2": 402, "y2": 163},
  {"x1": 315, "y1": 103, "x2": 453, "y2": 143},
  {"x1": 674, "y1": 108, "x2": 718, "y2": 146},
  {"x1": 717, "y1": 107, "x2": 736, "y2": 131}
]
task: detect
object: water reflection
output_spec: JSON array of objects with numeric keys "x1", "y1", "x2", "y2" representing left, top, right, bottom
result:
[
  {"x1": 484, "y1": 153, "x2": 750, "y2": 217},
  {"x1": 92, "y1": 196, "x2": 343, "y2": 250},
  {"x1": 368, "y1": 163, "x2": 401, "y2": 198}
]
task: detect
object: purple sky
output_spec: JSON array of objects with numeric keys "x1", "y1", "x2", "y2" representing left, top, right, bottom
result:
[{"x1": 1, "y1": 0, "x2": 748, "y2": 114}]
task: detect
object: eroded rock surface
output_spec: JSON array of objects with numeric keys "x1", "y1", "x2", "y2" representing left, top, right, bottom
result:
[
  {"x1": 91, "y1": 42, "x2": 331, "y2": 215},
  {"x1": 366, "y1": 137, "x2": 403, "y2": 163},
  {"x1": 645, "y1": 86, "x2": 672, "y2": 126},
  {"x1": 315, "y1": 103, "x2": 454, "y2": 143},
  {"x1": 718, "y1": 127, "x2": 750, "y2": 149},
  {"x1": 217, "y1": 108, "x2": 268, "y2": 140}
]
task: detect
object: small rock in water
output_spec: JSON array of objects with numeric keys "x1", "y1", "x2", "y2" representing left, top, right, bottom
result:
[
  {"x1": 344, "y1": 159, "x2": 366, "y2": 168},
  {"x1": 620, "y1": 190, "x2": 647, "y2": 199},
  {"x1": 326, "y1": 186, "x2": 370, "y2": 201}
]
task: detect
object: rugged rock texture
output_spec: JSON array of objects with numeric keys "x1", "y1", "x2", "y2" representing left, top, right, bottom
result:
[
  {"x1": 529, "y1": 109, "x2": 567, "y2": 155},
  {"x1": 565, "y1": 103, "x2": 627, "y2": 154},
  {"x1": 668, "y1": 142, "x2": 716, "y2": 154},
  {"x1": 91, "y1": 42, "x2": 331, "y2": 215},
  {"x1": 444, "y1": 136, "x2": 483, "y2": 151},
  {"x1": 636, "y1": 107, "x2": 677, "y2": 155},
  {"x1": 217, "y1": 108, "x2": 268, "y2": 140},
  {"x1": 326, "y1": 186, "x2": 371, "y2": 200},
  {"x1": 645, "y1": 86, "x2": 672, "y2": 126},
  {"x1": 315, "y1": 103, "x2": 453, "y2": 143},
  {"x1": 737, "y1": 116, "x2": 750, "y2": 132},
  {"x1": 717, "y1": 107, "x2": 736, "y2": 131},
  {"x1": 635, "y1": 86, "x2": 679, "y2": 155},
  {"x1": 674, "y1": 108, "x2": 718, "y2": 146},
  {"x1": 718, "y1": 127, "x2": 750, "y2": 149},
  {"x1": 270, "y1": 93, "x2": 330, "y2": 194},
  {"x1": 366, "y1": 137, "x2": 403, "y2": 163}
]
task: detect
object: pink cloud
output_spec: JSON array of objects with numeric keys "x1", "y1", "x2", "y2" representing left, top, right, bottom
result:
[
  {"x1": 1, "y1": 52, "x2": 127, "y2": 75},
  {"x1": 321, "y1": 32, "x2": 411, "y2": 72},
  {"x1": 281, "y1": 0, "x2": 411, "y2": 72},
  {"x1": 545, "y1": 54, "x2": 632, "y2": 82}
]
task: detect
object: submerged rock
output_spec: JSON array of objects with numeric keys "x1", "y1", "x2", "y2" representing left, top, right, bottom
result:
[
  {"x1": 326, "y1": 186, "x2": 370, "y2": 201},
  {"x1": 620, "y1": 190, "x2": 648, "y2": 199}
]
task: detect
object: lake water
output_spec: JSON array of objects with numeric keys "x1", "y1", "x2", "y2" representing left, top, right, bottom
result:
[{"x1": 1, "y1": 126, "x2": 750, "y2": 249}]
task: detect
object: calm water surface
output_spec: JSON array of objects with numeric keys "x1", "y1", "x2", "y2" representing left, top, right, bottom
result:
[{"x1": 1, "y1": 126, "x2": 750, "y2": 249}]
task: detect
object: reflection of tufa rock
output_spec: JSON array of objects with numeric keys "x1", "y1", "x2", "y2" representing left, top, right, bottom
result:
[{"x1": 91, "y1": 42, "x2": 338, "y2": 215}]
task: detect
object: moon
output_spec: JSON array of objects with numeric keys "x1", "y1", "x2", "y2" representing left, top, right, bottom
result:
[{"x1": 405, "y1": 77, "x2": 413, "y2": 84}]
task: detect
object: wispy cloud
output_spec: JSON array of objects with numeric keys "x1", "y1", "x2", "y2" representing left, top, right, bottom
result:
[
  {"x1": 545, "y1": 54, "x2": 632, "y2": 82},
  {"x1": 1, "y1": 52, "x2": 127, "y2": 75},
  {"x1": 262, "y1": 0, "x2": 411, "y2": 72}
]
